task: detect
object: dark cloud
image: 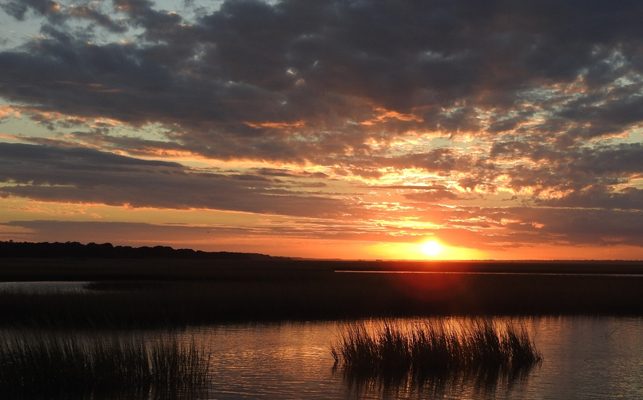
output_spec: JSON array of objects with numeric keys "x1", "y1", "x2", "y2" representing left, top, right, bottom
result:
[
  {"x1": 1, "y1": 219, "x2": 390, "y2": 244},
  {"x1": 542, "y1": 186, "x2": 643, "y2": 211},
  {"x1": 1, "y1": 0, "x2": 127, "y2": 32},
  {"x1": 503, "y1": 207, "x2": 643, "y2": 247},
  {"x1": 0, "y1": 0, "x2": 641, "y2": 161},
  {"x1": 2, "y1": 220, "x2": 219, "y2": 244},
  {"x1": 0, "y1": 143, "x2": 349, "y2": 217},
  {"x1": 364, "y1": 184, "x2": 463, "y2": 202},
  {"x1": 1, "y1": 0, "x2": 58, "y2": 21},
  {"x1": 491, "y1": 142, "x2": 643, "y2": 197}
]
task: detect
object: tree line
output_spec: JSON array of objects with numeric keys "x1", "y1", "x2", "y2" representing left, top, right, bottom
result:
[{"x1": 0, "y1": 241, "x2": 272, "y2": 260}]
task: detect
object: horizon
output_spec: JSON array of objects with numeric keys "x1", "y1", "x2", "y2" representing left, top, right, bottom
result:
[
  {"x1": 0, "y1": 1, "x2": 642, "y2": 260},
  {"x1": 2, "y1": 240, "x2": 641, "y2": 263}
]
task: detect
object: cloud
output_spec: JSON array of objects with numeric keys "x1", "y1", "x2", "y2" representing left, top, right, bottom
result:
[
  {"x1": 542, "y1": 186, "x2": 643, "y2": 211},
  {"x1": 0, "y1": 1, "x2": 641, "y2": 254},
  {"x1": 0, "y1": 142, "x2": 350, "y2": 217},
  {"x1": 0, "y1": 0, "x2": 641, "y2": 161},
  {"x1": 2, "y1": 220, "x2": 218, "y2": 244},
  {"x1": 491, "y1": 142, "x2": 643, "y2": 196},
  {"x1": 1, "y1": 0, "x2": 127, "y2": 32},
  {"x1": 410, "y1": 205, "x2": 643, "y2": 248},
  {"x1": 502, "y1": 207, "x2": 643, "y2": 247},
  {"x1": 364, "y1": 184, "x2": 463, "y2": 202}
]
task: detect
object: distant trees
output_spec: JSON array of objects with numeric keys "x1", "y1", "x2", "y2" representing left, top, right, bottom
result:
[{"x1": 0, "y1": 241, "x2": 272, "y2": 260}]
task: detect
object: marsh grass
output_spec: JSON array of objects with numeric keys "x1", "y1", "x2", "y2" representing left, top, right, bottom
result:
[
  {"x1": 0, "y1": 332, "x2": 210, "y2": 399},
  {"x1": 1, "y1": 267, "x2": 642, "y2": 329},
  {"x1": 331, "y1": 319, "x2": 541, "y2": 385}
]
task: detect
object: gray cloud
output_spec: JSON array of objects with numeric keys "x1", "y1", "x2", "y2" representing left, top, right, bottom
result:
[
  {"x1": 1, "y1": 0, "x2": 127, "y2": 32},
  {"x1": 503, "y1": 207, "x2": 643, "y2": 247},
  {"x1": 491, "y1": 142, "x2": 643, "y2": 201},
  {"x1": 542, "y1": 186, "x2": 643, "y2": 211},
  {"x1": 0, "y1": 0, "x2": 641, "y2": 160},
  {"x1": 2, "y1": 220, "x2": 219, "y2": 244},
  {"x1": 0, "y1": 142, "x2": 349, "y2": 217}
]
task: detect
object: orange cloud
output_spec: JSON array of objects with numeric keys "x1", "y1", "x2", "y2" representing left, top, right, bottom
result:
[
  {"x1": 360, "y1": 107, "x2": 423, "y2": 126},
  {"x1": 0, "y1": 106, "x2": 21, "y2": 119},
  {"x1": 244, "y1": 120, "x2": 306, "y2": 129}
]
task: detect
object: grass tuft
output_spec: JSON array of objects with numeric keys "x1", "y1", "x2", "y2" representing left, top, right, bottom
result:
[
  {"x1": 0, "y1": 332, "x2": 210, "y2": 398},
  {"x1": 332, "y1": 319, "x2": 541, "y2": 380}
]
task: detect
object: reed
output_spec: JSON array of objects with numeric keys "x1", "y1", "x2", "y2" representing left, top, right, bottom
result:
[
  {"x1": 0, "y1": 332, "x2": 210, "y2": 398},
  {"x1": 331, "y1": 320, "x2": 541, "y2": 377}
]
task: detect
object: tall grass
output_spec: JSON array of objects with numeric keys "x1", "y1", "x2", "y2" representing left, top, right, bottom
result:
[
  {"x1": 331, "y1": 320, "x2": 541, "y2": 380},
  {"x1": 0, "y1": 332, "x2": 211, "y2": 398}
]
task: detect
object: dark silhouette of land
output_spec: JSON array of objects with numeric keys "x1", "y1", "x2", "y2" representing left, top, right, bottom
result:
[
  {"x1": 0, "y1": 241, "x2": 274, "y2": 260},
  {"x1": 0, "y1": 241, "x2": 642, "y2": 327}
]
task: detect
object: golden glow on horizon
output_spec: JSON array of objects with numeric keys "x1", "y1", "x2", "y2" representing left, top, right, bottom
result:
[
  {"x1": 2, "y1": 196, "x2": 642, "y2": 260},
  {"x1": 2, "y1": 192, "x2": 643, "y2": 259},
  {"x1": 369, "y1": 240, "x2": 484, "y2": 260}
]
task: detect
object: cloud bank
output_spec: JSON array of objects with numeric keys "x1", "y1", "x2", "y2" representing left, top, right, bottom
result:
[{"x1": 0, "y1": 0, "x2": 641, "y2": 255}]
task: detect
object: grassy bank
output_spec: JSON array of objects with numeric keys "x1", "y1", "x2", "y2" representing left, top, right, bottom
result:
[
  {"x1": 0, "y1": 258, "x2": 641, "y2": 328},
  {"x1": 1, "y1": 257, "x2": 641, "y2": 282},
  {"x1": 0, "y1": 271, "x2": 642, "y2": 328},
  {"x1": 332, "y1": 320, "x2": 541, "y2": 393},
  {"x1": 0, "y1": 333, "x2": 210, "y2": 399}
]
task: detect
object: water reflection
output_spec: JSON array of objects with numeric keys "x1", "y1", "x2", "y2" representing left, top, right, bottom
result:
[
  {"x1": 336, "y1": 351, "x2": 539, "y2": 399},
  {"x1": 341, "y1": 363, "x2": 538, "y2": 398},
  {"x1": 196, "y1": 317, "x2": 642, "y2": 399},
  {"x1": 0, "y1": 317, "x2": 641, "y2": 399},
  {"x1": 5, "y1": 386, "x2": 207, "y2": 400}
]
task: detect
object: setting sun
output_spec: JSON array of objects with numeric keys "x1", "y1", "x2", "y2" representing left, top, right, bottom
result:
[{"x1": 421, "y1": 240, "x2": 444, "y2": 258}]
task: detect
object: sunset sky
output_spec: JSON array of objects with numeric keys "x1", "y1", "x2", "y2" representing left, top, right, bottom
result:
[{"x1": 0, "y1": 0, "x2": 641, "y2": 259}]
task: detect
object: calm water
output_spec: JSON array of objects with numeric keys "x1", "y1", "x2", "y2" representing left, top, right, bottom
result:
[
  {"x1": 178, "y1": 316, "x2": 642, "y2": 400},
  {"x1": 0, "y1": 317, "x2": 641, "y2": 398},
  {"x1": 0, "y1": 281, "x2": 89, "y2": 293}
]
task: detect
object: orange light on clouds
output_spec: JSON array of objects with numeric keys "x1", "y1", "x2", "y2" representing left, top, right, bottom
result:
[
  {"x1": 360, "y1": 107, "x2": 423, "y2": 126},
  {"x1": 244, "y1": 120, "x2": 306, "y2": 129}
]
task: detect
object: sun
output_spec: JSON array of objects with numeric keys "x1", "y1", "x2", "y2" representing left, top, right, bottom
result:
[{"x1": 420, "y1": 239, "x2": 444, "y2": 258}]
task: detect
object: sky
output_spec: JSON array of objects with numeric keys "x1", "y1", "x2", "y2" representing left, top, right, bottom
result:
[{"x1": 0, "y1": 0, "x2": 641, "y2": 260}]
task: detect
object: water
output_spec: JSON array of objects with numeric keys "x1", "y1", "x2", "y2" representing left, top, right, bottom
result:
[
  {"x1": 184, "y1": 317, "x2": 642, "y2": 400},
  {"x1": 0, "y1": 280, "x2": 89, "y2": 293},
  {"x1": 335, "y1": 270, "x2": 643, "y2": 278},
  {"x1": 1, "y1": 316, "x2": 641, "y2": 399}
]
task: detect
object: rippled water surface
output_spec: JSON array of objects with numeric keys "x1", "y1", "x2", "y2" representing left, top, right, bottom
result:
[{"x1": 181, "y1": 317, "x2": 642, "y2": 400}]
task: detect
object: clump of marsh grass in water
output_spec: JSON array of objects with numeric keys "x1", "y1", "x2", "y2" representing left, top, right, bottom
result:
[
  {"x1": 331, "y1": 319, "x2": 541, "y2": 393},
  {"x1": 0, "y1": 332, "x2": 210, "y2": 399}
]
